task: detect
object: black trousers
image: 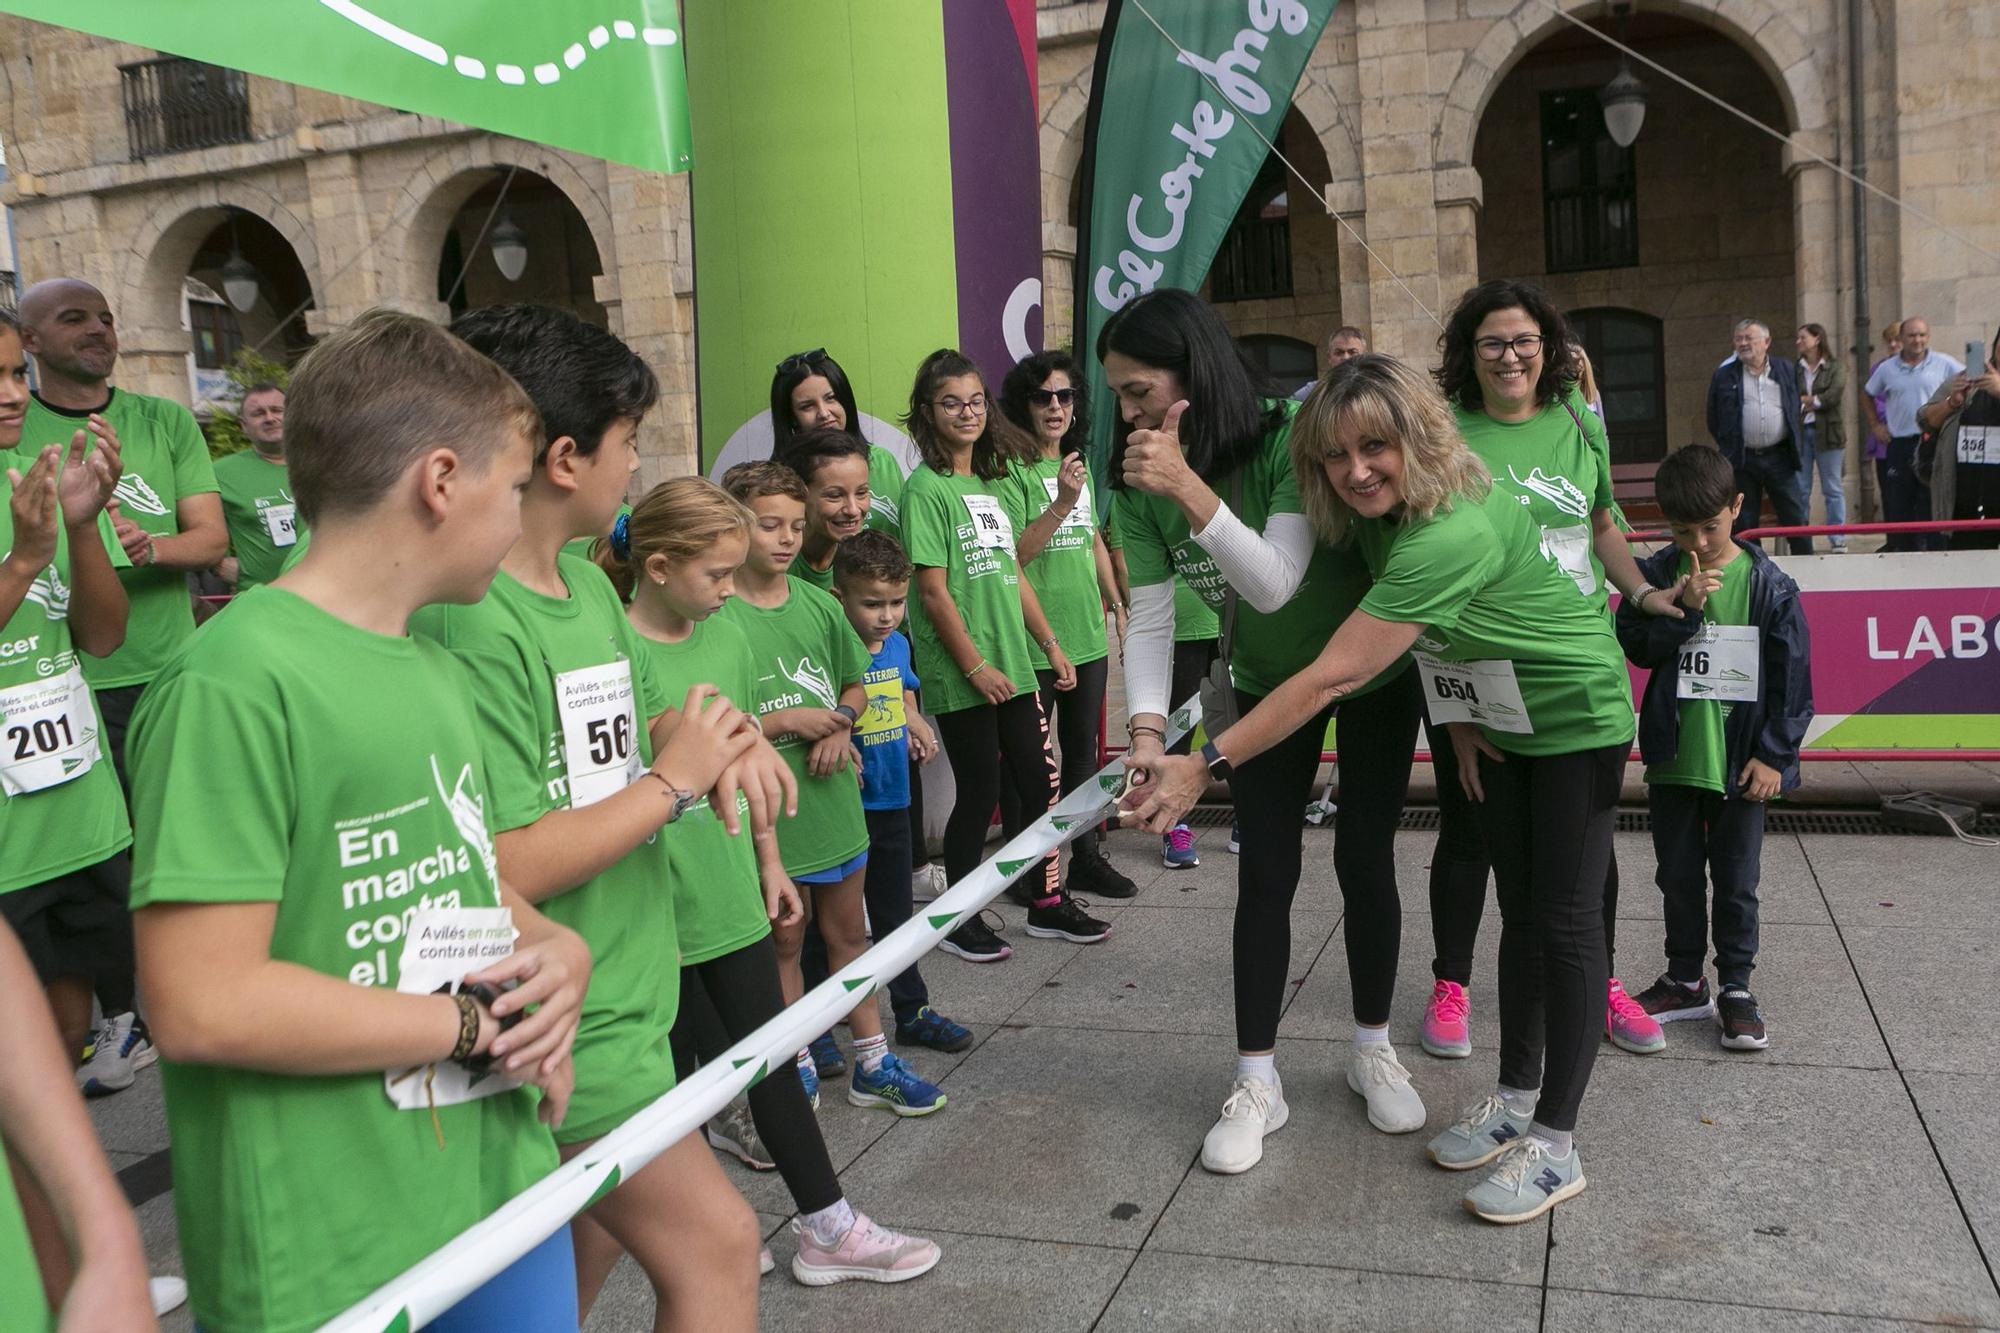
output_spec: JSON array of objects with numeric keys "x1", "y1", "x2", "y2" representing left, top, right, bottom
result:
[
  {"x1": 1480, "y1": 742, "x2": 1625, "y2": 1134},
  {"x1": 88, "y1": 682, "x2": 144, "y2": 1015},
  {"x1": 1648, "y1": 783, "x2": 1764, "y2": 988},
  {"x1": 668, "y1": 934, "x2": 843, "y2": 1213},
  {"x1": 1426, "y1": 715, "x2": 1620, "y2": 984},
  {"x1": 999, "y1": 656, "x2": 1109, "y2": 856},
  {"x1": 1733, "y1": 441, "x2": 1814, "y2": 555},
  {"x1": 801, "y1": 806, "x2": 930, "y2": 1024},
  {"x1": 935, "y1": 692, "x2": 1060, "y2": 899},
  {"x1": 1882, "y1": 435, "x2": 1943, "y2": 552},
  {"x1": 907, "y1": 683, "x2": 931, "y2": 869},
  {"x1": 1166, "y1": 639, "x2": 1218, "y2": 758},
  {"x1": 1231, "y1": 668, "x2": 1419, "y2": 1048}
]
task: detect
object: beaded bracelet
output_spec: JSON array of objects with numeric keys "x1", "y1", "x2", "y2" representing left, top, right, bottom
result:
[{"x1": 448, "y1": 992, "x2": 481, "y2": 1063}]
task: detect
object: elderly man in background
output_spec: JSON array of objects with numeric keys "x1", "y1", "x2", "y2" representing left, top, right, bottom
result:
[
  {"x1": 1706, "y1": 319, "x2": 1812, "y2": 554},
  {"x1": 1291, "y1": 325, "x2": 1369, "y2": 401},
  {"x1": 1865, "y1": 316, "x2": 1963, "y2": 552}
]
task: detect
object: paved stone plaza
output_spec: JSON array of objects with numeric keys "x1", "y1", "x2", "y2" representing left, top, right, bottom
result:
[{"x1": 102, "y1": 812, "x2": 1999, "y2": 1331}]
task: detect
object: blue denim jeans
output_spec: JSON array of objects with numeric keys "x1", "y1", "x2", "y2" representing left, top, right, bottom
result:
[{"x1": 1802, "y1": 422, "x2": 1848, "y2": 548}]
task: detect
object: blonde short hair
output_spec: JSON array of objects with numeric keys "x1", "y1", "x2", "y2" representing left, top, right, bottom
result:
[{"x1": 1290, "y1": 353, "x2": 1491, "y2": 545}]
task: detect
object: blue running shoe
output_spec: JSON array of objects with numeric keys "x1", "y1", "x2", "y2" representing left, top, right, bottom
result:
[
  {"x1": 848, "y1": 1052, "x2": 947, "y2": 1117},
  {"x1": 1162, "y1": 824, "x2": 1199, "y2": 868},
  {"x1": 796, "y1": 1055, "x2": 821, "y2": 1110},
  {"x1": 809, "y1": 1033, "x2": 848, "y2": 1078},
  {"x1": 896, "y1": 1006, "x2": 974, "y2": 1053}
]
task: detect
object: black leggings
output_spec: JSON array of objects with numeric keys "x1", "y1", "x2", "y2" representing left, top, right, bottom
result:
[
  {"x1": 1166, "y1": 639, "x2": 1218, "y2": 758},
  {"x1": 998, "y1": 657, "x2": 1109, "y2": 856},
  {"x1": 1232, "y1": 667, "x2": 1420, "y2": 1049},
  {"x1": 935, "y1": 691, "x2": 1060, "y2": 899},
  {"x1": 668, "y1": 935, "x2": 842, "y2": 1213},
  {"x1": 1478, "y1": 742, "x2": 1624, "y2": 1133},
  {"x1": 1426, "y1": 716, "x2": 1620, "y2": 984}
]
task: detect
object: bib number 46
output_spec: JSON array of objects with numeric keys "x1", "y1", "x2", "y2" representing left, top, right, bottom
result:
[{"x1": 1678, "y1": 649, "x2": 1711, "y2": 677}]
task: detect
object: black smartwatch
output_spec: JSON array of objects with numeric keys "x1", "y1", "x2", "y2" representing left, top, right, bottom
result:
[
  {"x1": 834, "y1": 703, "x2": 860, "y2": 729},
  {"x1": 1200, "y1": 738, "x2": 1233, "y2": 782}
]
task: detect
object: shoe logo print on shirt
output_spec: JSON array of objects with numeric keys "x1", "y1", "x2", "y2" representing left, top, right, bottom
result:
[
  {"x1": 781, "y1": 655, "x2": 838, "y2": 709},
  {"x1": 431, "y1": 754, "x2": 500, "y2": 887},
  {"x1": 1489, "y1": 1121, "x2": 1521, "y2": 1147},
  {"x1": 113, "y1": 473, "x2": 170, "y2": 518},
  {"x1": 1505, "y1": 465, "x2": 1590, "y2": 519},
  {"x1": 1534, "y1": 1167, "x2": 1563, "y2": 1197},
  {"x1": 22, "y1": 566, "x2": 70, "y2": 619}
]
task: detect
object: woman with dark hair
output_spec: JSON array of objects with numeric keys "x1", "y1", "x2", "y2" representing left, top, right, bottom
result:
[
  {"x1": 771, "y1": 348, "x2": 907, "y2": 535},
  {"x1": 1102, "y1": 288, "x2": 1427, "y2": 1175},
  {"x1": 1420, "y1": 279, "x2": 1673, "y2": 1063},
  {"x1": 1795, "y1": 323, "x2": 1848, "y2": 552},
  {"x1": 995, "y1": 350, "x2": 1134, "y2": 900},
  {"x1": 899, "y1": 348, "x2": 1112, "y2": 961}
]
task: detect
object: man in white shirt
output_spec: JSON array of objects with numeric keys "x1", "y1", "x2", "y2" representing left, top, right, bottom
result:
[
  {"x1": 1706, "y1": 319, "x2": 1812, "y2": 553},
  {"x1": 1864, "y1": 316, "x2": 1963, "y2": 551}
]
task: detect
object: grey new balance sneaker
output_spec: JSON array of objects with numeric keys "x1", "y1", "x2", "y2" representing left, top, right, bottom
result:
[
  {"x1": 1463, "y1": 1138, "x2": 1586, "y2": 1224},
  {"x1": 1426, "y1": 1094, "x2": 1532, "y2": 1171}
]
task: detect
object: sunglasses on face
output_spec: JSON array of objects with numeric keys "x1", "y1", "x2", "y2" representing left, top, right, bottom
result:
[
  {"x1": 1028, "y1": 388, "x2": 1077, "y2": 407},
  {"x1": 776, "y1": 348, "x2": 828, "y2": 374}
]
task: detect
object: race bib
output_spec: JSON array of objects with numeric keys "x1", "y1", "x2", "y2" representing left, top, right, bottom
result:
[
  {"x1": 556, "y1": 659, "x2": 642, "y2": 808},
  {"x1": 261, "y1": 502, "x2": 299, "y2": 547},
  {"x1": 1677, "y1": 625, "x2": 1760, "y2": 702},
  {"x1": 1959, "y1": 426, "x2": 1994, "y2": 467},
  {"x1": 1415, "y1": 652, "x2": 1534, "y2": 734},
  {"x1": 0, "y1": 667, "x2": 102, "y2": 796},
  {"x1": 1042, "y1": 477, "x2": 1092, "y2": 530},
  {"x1": 384, "y1": 906, "x2": 523, "y2": 1110},
  {"x1": 961, "y1": 493, "x2": 1015, "y2": 551},
  {"x1": 1541, "y1": 523, "x2": 1597, "y2": 597}
]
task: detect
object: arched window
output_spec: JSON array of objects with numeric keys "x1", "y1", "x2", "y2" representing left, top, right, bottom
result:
[
  {"x1": 1210, "y1": 153, "x2": 1292, "y2": 302},
  {"x1": 1570, "y1": 306, "x2": 1665, "y2": 465},
  {"x1": 1237, "y1": 333, "x2": 1317, "y2": 397}
]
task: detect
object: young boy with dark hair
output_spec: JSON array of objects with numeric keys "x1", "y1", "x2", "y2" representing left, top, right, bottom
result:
[
  {"x1": 831, "y1": 530, "x2": 972, "y2": 1053},
  {"x1": 1616, "y1": 442, "x2": 1812, "y2": 1051},
  {"x1": 127, "y1": 309, "x2": 594, "y2": 1332}
]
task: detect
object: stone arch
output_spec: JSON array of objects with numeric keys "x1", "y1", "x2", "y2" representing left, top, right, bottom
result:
[
  {"x1": 1435, "y1": 0, "x2": 1829, "y2": 171},
  {"x1": 116, "y1": 179, "x2": 323, "y2": 356},
  {"x1": 384, "y1": 139, "x2": 617, "y2": 322}
]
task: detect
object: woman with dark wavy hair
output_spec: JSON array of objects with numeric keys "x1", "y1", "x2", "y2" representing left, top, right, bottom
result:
[
  {"x1": 1419, "y1": 280, "x2": 1677, "y2": 1066},
  {"x1": 769, "y1": 347, "x2": 907, "y2": 534}
]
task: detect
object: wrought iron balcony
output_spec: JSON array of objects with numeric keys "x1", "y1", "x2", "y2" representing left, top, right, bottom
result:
[{"x1": 120, "y1": 56, "x2": 252, "y2": 160}]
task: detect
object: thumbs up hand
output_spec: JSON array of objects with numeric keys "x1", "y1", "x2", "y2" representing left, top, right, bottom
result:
[{"x1": 1120, "y1": 399, "x2": 1201, "y2": 505}]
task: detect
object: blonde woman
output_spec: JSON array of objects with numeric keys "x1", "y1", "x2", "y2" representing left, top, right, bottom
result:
[{"x1": 1121, "y1": 354, "x2": 1636, "y2": 1225}]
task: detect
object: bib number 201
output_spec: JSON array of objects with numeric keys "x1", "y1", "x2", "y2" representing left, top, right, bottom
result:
[{"x1": 8, "y1": 714, "x2": 76, "y2": 759}]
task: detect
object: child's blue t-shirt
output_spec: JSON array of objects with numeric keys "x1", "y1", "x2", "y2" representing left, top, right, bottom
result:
[{"x1": 857, "y1": 634, "x2": 919, "y2": 811}]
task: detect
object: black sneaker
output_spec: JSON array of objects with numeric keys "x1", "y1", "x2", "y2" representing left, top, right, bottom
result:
[
  {"x1": 1631, "y1": 972, "x2": 1716, "y2": 1022},
  {"x1": 1004, "y1": 879, "x2": 1040, "y2": 908},
  {"x1": 1716, "y1": 987, "x2": 1769, "y2": 1051},
  {"x1": 937, "y1": 910, "x2": 1012, "y2": 963},
  {"x1": 1068, "y1": 846, "x2": 1137, "y2": 899},
  {"x1": 1025, "y1": 896, "x2": 1112, "y2": 944}
]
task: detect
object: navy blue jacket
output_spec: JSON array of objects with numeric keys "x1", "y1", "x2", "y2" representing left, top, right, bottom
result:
[
  {"x1": 1706, "y1": 356, "x2": 1807, "y2": 472},
  {"x1": 1615, "y1": 540, "x2": 1814, "y2": 794}
]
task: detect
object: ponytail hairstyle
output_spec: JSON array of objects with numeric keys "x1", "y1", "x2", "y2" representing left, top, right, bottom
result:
[
  {"x1": 901, "y1": 347, "x2": 1034, "y2": 482},
  {"x1": 591, "y1": 476, "x2": 754, "y2": 602}
]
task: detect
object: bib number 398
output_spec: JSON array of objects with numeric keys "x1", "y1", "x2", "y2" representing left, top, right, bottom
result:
[
  {"x1": 1414, "y1": 653, "x2": 1534, "y2": 734},
  {"x1": 556, "y1": 659, "x2": 643, "y2": 808},
  {"x1": 0, "y1": 667, "x2": 102, "y2": 795}
]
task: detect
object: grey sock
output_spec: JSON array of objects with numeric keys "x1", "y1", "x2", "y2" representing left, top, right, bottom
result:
[
  {"x1": 1528, "y1": 1122, "x2": 1573, "y2": 1157},
  {"x1": 1497, "y1": 1084, "x2": 1539, "y2": 1116}
]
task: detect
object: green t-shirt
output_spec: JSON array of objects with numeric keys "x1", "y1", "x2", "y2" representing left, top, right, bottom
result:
[
  {"x1": 1105, "y1": 508, "x2": 1216, "y2": 642},
  {"x1": 719, "y1": 578, "x2": 870, "y2": 877},
  {"x1": 633, "y1": 616, "x2": 770, "y2": 965},
  {"x1": 0, "y1": 1132, "x2": 50, "y2": 1331},
  {"x1": 901, "y1": 465, "x2": 1039, "y2": 714},
  {"x1": 1112, "y1": 400, "x2": 1377, "y2": 696},
  {"x1": 126, "y1": 587, "x2": 556, "y2": 1333},
  {"x1": 23, "y1": 390, "x2": 217, "y2": 688},
  {"x1": 410, "y1": 555, "x2": 678, "y2": 1144},
  {"x1": 0, "y1": 481, "x2": 132, "y2": 895},
  {"x1": 212, "y1": 448, "x2": 299, "y2": 590},
  {"x1": 794, "y1": 556, "x2": 836, "y2": 593},
  {"x1": 561, "y1": 503, "x2": 625, "y2": 570},
  {"x1": 1003, "y1": 455, "x2": 1108, "y2": 670},
  {"x1": 1355, "y1": 487, "x2": 1634, "y2": 757},
  {"x1": 1647, "y1": 548, "x2": 1753, "y2": 792},
  {"x1": 1455, "y1": 389, "x2": 1614, "y2": 608},
  {"x1": 868, "y1": 444, "x2": 906, "y2": 535}
]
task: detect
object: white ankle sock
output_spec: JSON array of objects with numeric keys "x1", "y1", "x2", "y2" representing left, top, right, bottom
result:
[
  {"x1": 801, "y1": 1197, "x2": 856, "y2": 1246},
  {"x1": 1354, "y1": 1024, "x2": 1390, "y2": 1050},
  {"x1": 1235, "y1": 1052, "x2": 1277, "y2": 1087},
  {"x1": 854, "y1": 1033, "x2": 889, "y2": 1075}
]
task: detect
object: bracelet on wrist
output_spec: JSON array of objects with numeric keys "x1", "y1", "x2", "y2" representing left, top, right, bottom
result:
[
  {"x1": 455, "y1": 981, "x2": 522, "y2": 1077},
  {"x1": 1130, "y1": 724, "x2": 1166, "y2": 743},
  {"x1": 448, "y1": 992, "x2": 481, "y2": 1064},
  {"x1": 1040, "y1": 636, "x2": 1060, "y2": 654},
  {"x1": 963, "y1": 659, "x2": 988, "y2": 679}
]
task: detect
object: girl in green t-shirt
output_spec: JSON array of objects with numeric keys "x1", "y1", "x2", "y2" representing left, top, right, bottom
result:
[
  {"x1": 899, "y1": 349, "x2": 1111, "y2": 959},
  {"x1": 1122, "y1": 354, "x2": 1636, "y2": 1227},
  {"x1": 769, "y1": 347, "x2": 907, "y2": 536},
  {"x1": 995, "y1": 350, "x2": 1134, "y2": 900},
  {"x1": 781, "y1": 428, "x2": 873, "y2": 591},
  {"x1": 606, "y1": 476, "x2": 942, "y2": 1286}
]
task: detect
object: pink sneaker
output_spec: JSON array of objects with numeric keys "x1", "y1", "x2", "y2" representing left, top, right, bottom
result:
[
  {"x1": 1422, "y1": 980, "x2": 1472, "y2": 1058},
  {"x1": 1606, "y1": 977, "x2": 1666, "y2": 1054},
  {"x1": 790, "y1": 1211, "x2": 942, "y2": 1286}
]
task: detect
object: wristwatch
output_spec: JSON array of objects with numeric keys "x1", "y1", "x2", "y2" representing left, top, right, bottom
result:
[
  {"x1": 1200, "y1": 738, "x2": 1233, "y2": 782},
  {"x1": 834, "y1": 703, "x2": 860, "y2": 729}
]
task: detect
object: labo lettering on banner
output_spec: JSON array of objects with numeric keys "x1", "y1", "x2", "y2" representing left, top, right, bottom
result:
[
  {"x1": 1865, "y1": 614, "x2": 1998, "y2": 660},
  {"x1": 1091, "y1": 0, "x2": 1311, "y2": 314}
]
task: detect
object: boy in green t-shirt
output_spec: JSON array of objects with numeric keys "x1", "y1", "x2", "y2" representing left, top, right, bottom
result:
[
  {"x1": 1616, "y1": 444, "x2": 1812, "y2": 1054},
  {"x1": 719, "y1": 462, "x2": 947, "y2": 1116},
  {"x1": 126, "y1": 311, "x2": 594, "y2": 1332}
]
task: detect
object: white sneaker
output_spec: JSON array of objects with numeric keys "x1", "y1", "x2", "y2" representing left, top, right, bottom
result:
[
  {"x1": 1346, "y1": 1042, "x2": 1426, "y2": 1133},
  {"x1": 76, "y1": 1012, "x2": 154, "y2": 1098},
  {"x1": 150, "y1": 1276, "x2": 189, "y2": 1316},
  {"x1": 911, "y1": 864, "x2": 948, "y2": 903},
  {"x1": 1200, "y1": 1074, "x2": 1288, "y2": 1174}
]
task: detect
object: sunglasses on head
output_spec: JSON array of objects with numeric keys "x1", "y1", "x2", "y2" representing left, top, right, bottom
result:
[
  {"x1": 776, "y1": 348, "x2": 828, "y2": 374},
  {"x1": 1027, "y1": 387, "x2": 1076, "y2": 407}
]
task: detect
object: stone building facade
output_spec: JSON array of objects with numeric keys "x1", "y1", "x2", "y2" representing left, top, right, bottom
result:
[{"x1": 3, "y1": 1, "x2": 1995, "y2": 503}]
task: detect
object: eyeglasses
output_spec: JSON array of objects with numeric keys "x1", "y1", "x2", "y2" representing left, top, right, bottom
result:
[
  {"x1": 1473, "y1": 334, "x2": 1545, "y2": 362},
  {"x1": 933, "y1": 395, "x2": 987, "y2": 418},
  {"x1": 1027, "y1": 388, "x2": 1076, "y2": 407},
  {"x1": 776, "y1": 348, "x2": 828, "y2": 374}
]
